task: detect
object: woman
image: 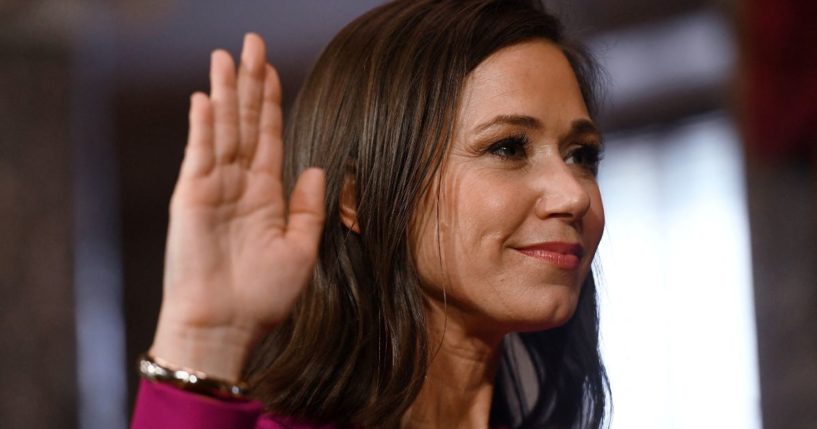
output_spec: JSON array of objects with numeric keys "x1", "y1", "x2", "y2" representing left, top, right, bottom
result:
[{"x1": 132, "y1": 0, "x2": 608, "y2": 427}]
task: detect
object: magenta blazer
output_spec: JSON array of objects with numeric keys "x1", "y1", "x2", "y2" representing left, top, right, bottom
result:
[
  {"x1": 132, "y1": 379, "x2": 509, "y2": 428},
  {"x1": 131, "y1": 379, "x2": 336, "y2": 429}
]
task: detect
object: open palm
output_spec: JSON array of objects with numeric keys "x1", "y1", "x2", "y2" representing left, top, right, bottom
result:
[{"x1": 156, "y1": 34, "x2": 325, "y2": 366}]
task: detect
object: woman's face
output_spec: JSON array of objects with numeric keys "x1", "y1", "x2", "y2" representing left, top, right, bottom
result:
[{"x1": 412, "y1": 40, "x2": 604, "y2": 336}]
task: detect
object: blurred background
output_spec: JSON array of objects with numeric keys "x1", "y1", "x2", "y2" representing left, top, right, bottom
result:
[{"x1": 1, "y1": 0, "x2": 815, "y2": 428}]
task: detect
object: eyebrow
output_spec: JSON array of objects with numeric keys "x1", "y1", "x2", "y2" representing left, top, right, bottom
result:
[
  {"x1": 564, "y1": 118, "x2": 602, "y2": 144},
  {"x1": 472, "y1": 115, "x2": 602, "y2": 143},
  {"x1": 473, "y1": 114, "x2": 542, "y2": 134}
]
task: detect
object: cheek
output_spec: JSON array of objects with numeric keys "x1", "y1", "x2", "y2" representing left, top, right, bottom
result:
[
  {"x1": 440, "y1": 169, "x2": 525, "y2": 256},
  {"x1": 412, "y1": 169, "x2": 523, "y2": 292},
  {"x1": 584, "y1": 185, "x2": 605, "y2": 251},
  {"x1": 431, "y1": 170, "x2": 533, "y2": 306}
]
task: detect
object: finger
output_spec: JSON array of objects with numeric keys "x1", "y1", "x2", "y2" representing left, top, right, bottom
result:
[
  {"x1": 237, "y1": 33, "x2": 267, "y2": 166},
  {"x1": 180, "y1": 92, "x2": 215, "y2": 177},
  {"x1": 285, "y1": 168, "x2": 326, "y2": 255},
  {"x1": 251, "y1": 64, "x2": 284, "y2": 177},
  {"x1": 209, "y1": 49, "x2": 240, "y2": 164}
]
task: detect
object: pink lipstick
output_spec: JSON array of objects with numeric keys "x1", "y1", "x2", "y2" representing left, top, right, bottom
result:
[{"x1": 514, "y1": 242, "x2": 584, "y2": 270}]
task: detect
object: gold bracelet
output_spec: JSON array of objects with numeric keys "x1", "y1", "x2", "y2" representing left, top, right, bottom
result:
[{"x1": 138, "y1": 353, "x2": 250, "y2": 400}]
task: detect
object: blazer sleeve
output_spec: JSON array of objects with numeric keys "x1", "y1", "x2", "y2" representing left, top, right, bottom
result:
[{"x1": 131, "y1": 378, "x2": 265, "y2": 429}]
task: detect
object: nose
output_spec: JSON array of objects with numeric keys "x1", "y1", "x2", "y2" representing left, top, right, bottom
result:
[{"x1": 533, "y1": 160, "x2": 591, "y2": 222}]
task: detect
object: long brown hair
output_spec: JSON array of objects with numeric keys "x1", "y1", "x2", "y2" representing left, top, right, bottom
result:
[{"x1": 246, "y1": 1, "x2": 608, "y2": 427}]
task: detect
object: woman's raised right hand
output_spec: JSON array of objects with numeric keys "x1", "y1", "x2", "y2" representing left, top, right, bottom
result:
[{"x1": 149, "y1": 34, "x2": 325, "y2": 381}]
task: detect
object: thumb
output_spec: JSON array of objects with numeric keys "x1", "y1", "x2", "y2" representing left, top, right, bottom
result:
[{"x1": 285, "y1": 168, "x2": 326, "y2": 253}]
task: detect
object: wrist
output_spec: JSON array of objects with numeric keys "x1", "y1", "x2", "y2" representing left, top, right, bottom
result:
[
  {"x1": 139, "y1": 353, "x2": 251, "y2": 400},
  {"x1": 149, "y1": 318, "x2": 258, "y2": 382}
]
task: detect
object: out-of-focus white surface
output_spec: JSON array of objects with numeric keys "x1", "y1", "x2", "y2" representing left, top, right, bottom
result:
[{"x1": 597, "y1": 114, "x2": 761, "y2": 429}]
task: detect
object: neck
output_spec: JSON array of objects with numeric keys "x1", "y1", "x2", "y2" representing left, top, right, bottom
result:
[{"x1": 402, "y1": 302, "x2": 505, "y2": 429}]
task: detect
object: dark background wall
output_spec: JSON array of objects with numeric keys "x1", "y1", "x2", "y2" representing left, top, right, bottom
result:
[{"x1": 0, "y1": 41, "x2": 76, "y2": 428}]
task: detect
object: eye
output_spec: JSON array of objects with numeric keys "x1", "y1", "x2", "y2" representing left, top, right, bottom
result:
[
  {"x1": 486, "y1": 135, "x2": 529, "y2": 161},
  {"x1": 565, "y1": 143, "x2": 604, "y2": 176}
]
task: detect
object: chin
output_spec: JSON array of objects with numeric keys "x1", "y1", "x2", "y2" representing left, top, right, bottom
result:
[{"x1": 493, "y1": 287, "x2": 581, "y2": 334}]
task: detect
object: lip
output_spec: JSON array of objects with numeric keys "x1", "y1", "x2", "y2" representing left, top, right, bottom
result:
[{"x1": 513, "y1": 241, "x2": 584, "y2": 270}]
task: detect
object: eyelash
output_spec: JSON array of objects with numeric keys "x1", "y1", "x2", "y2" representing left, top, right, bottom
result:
[
  {"x1": 485, "y1": 134, "x2": 604, "y2": 176},
  {"x1": 485, "y1": 134, "x2": 530, "y2": 161},
  {"x1": 566, "y1": 143, "x2": 604, "y2": 176}
]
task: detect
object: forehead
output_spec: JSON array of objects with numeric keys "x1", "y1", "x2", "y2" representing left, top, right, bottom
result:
[{"x1": 457, "y1": 40, "x2": 589, "y2": 134}]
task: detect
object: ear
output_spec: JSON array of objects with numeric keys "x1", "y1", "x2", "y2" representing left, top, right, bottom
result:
[{"x1": 339, "y1": 169, "x2": 360, "y2": 233}]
